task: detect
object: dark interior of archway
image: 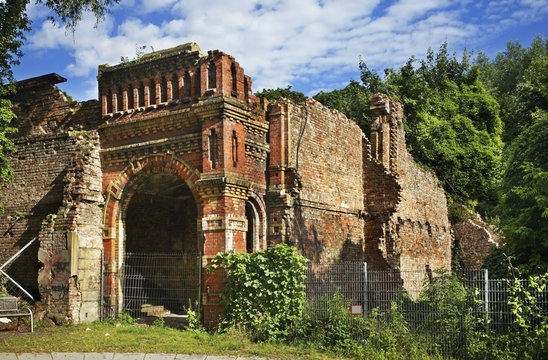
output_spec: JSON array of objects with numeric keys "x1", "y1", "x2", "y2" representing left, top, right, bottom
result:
[
  {"x1": 125, "y1": 173, "x2": 197, "y2": 254},
  {"x1": 123, "y1": 173, "x2": 199, "y2": 316}
]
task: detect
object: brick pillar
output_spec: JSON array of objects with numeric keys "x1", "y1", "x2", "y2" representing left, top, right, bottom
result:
[
  {"x1": 197, "y1": 115, "x2": 250, "y2": 328},
  {"x1": 266, "y1": 102, "x2": 292, "y2": 246},
  {"x1": 197, "y1": 183, "x2": 248, "y2": 328}
]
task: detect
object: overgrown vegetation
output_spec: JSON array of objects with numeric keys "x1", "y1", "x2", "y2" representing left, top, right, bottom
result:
[
  {"x1": 208, "y1": 243, "x2": 308, "y2": 341},
  {"x1": 255, "y1": 85, "x2": 307, "y2": 104},
  {"x1": 210, "y1": 247, "x2": 547, "y2": 359},
  {"x1": 1, "y1": 247, "x2": 546, "y2": 359}
]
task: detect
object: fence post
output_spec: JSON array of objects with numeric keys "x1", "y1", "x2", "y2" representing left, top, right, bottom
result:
[
  {"x1": 484, "y1": 268, "x2": 489, "y2": 331},
  {"x1": 363, "y1": 262, "x2": 368, "y2": 322}
]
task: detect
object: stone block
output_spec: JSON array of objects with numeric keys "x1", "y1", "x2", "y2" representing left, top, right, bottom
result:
[
  {"x1": 83, "y1": 354, "x2": 115, "y2": 360},
  {"x1": 79, "y1": 300, "x2": 100, "y2": 322},
  {"x1": 52, "y1": 353, "x2": 85, "y2": 360}
]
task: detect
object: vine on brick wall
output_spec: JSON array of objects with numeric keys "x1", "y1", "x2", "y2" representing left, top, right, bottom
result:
[{"x1": 209, "y1": 244, "x2": 308, "y2": 341}]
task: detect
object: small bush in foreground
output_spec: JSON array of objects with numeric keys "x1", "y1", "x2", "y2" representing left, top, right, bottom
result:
[{"x1": 209, "y1": 244, "x2": 308, "y2": 342}]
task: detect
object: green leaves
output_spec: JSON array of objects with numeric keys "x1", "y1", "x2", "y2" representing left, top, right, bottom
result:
[
  {"x1": 209, "y1": 244, "x2": 308, "y2": 341},
  {"x1": 254, "y1": 86, "x2": 307, "y2": 104},
  {"x1": 385, "y1": 44, "x2": 503, "y2": 205}
]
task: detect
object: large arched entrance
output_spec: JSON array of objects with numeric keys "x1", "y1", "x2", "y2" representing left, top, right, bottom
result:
[{"x1": 121, "y1": 173, "x2": 200, "y2": 317}]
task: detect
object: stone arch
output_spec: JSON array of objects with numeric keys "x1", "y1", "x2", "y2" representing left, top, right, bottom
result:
[{"x1": 245, "y1": 193, "x2": 267, "y2": 252}]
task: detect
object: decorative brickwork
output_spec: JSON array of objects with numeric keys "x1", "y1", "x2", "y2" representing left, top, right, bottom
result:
[{"x1": 1, "y1": 43, "x2": 481, "y2": 327}]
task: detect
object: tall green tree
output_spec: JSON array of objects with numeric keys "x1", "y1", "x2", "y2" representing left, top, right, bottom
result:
[
  {"x1": 0, "y1": 0, "x2": 119, "y2": 188},
  {"x1": 475, "y1": 36, "x2": 548, "y2": 143},
  {"x1": 480, "y1": 36, "x2": 548, "y2": 275},
  {"x1": 496, "y1": 110, "x2": 548, "y2": 275},
  {"x1": 316, "y1": 43, "x2": 503, "y2": 205},
  {"x1": 313, "y1": 80, "x2": 372, "y2": 130},
  {"x1": 388, "y1": 48, "x2": 503, "y2": 204}
]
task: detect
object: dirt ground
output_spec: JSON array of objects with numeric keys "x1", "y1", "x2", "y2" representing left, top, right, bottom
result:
[{"x1": 0, "y1": 319, "x2": 33, "y2": 336}]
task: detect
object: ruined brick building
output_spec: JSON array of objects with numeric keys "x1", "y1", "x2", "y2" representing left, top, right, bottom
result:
[{"x1": 1, "y1": 43, "x2": 456, "y2": 326}]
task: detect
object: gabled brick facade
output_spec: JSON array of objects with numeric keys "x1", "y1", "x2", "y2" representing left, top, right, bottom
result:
[{"x1": 2, "y1": 43, "x2": 453, "y2": 326}]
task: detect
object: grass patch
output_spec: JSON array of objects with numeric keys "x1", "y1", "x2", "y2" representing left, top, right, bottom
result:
[{"x1": 0, "y1": 322, "x2": 345, "y2": 359}]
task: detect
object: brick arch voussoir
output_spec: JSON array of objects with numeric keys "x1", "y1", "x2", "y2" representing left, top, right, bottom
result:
[{"x1": 102, "y1": 152, "x2": 201, "y2": 236}]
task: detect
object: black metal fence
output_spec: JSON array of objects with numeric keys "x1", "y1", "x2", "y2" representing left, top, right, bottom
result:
[
  {"x1": 121, "y1": 252, "x2": 201, "y2": 318},
  {"x1": 304, "y1": 262, "x2": 366, "y2": 321}
]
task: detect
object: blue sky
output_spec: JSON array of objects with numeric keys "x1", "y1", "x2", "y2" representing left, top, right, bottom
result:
[{"x1": 12, "y1": 0, "x2": 548, "y2": 101}]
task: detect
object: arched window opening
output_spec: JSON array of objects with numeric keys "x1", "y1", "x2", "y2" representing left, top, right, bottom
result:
[
  {"x1": 194, "y1": 69, "x2": 201, "y2": 98},
  {"x1": 244, "y1": 78, "x2": 249, "y2": 103},
  {"x1": 171, "y1": 74, "x2": 179, "y2": 101},
  {"x1": 208, "y1": 128, "x2": 217, "y2": 169},
  {"x1": 183, "y1": 71, "x2": 191, "y2": 98},
  {"x1": 149, "y1": 79, "x2": 156, "y2": 105},
  {"x1": 127, "y1": 85, "x2": 134, "y2": 109},
  {"x1": 116, "y1": 87, "x2": 123, "y2": 112},
  {"x1": 231, "y1": 63, "x2": 237, "y2": 95},
  {"x1": 208, "y1": 62, "x2": 216, "y2": 89},
  {"x1": 161, "y1": 77, "x2": 168, "y2": 103},
  {"x1": 245, "y1": 201, "x2": 258, "y2": 253},
  {"x1": 106, "y1": 89, "x2": 113, "y2": 113},
  {"x1": 232, "y1": 130, "x2": 238, "y2": 167},
  {"x1": 138, "y1": 82, "x2": 145, "y2": 107}
]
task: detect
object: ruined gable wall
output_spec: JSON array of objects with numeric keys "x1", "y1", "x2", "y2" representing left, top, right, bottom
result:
[
  {"x1": 392, "y1": 151, "x2": 452, "y2": 272},
  {"x1": 453, "y1": 214, "x2": 502, "y2": 270},
  {"x1": 271, "y1": 99, "x2": 365, "y2": 263},
  {"x1": 363, "y1": 94, "x2": 452, "y2": 293}
]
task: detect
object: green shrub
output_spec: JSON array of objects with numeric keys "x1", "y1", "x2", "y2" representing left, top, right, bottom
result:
[
  {"x1": 101, "y1": 311, "x2": 137, "y2": 326},
  {"x1": 209, "y1": 244, "x2": 308, "y2": 342},
  {"x1": 308, "y1": 289, "x2": 366, "y2": 356},
  {"x1": 152, "y1": 317, "x2": 165, "y2": 328},
  {"x1": 365, "y1": 303, "x2": 432, "y2": 359},
  {"x1": 186, "y1": 300, "x2": 203, "y2": 332},
  {"x1": 417, "y1": 270, "x2": 483, "y2": 358}
]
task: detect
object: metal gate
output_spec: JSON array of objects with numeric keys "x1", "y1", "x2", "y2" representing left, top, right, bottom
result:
[{"x1": 122, "y1": 252, "x2": 201, "y2": 317}]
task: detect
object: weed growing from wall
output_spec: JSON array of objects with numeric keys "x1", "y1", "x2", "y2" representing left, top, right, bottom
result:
[{"x1": 209, "y1": 244, "x2": 308, "y2": 341}]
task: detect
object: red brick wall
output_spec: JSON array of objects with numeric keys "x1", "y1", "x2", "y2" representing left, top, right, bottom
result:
[
  {"x1": 267, "y1": 99, "x2": 365, "y2": 262},
  {"x1": 363, "y1": 94, "x2": 452, "y2": 290}
]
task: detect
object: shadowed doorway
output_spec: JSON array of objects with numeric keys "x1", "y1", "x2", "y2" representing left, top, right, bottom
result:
[{"x1": 122, "y1": 173, "x2": 199, "y2": 317}]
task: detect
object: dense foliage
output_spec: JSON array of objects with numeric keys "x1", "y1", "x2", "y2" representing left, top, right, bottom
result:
[
  {"x1": 480, "y1": 36, "x2": 548, "y2": 276},
  {"x1": 208, "y1": 244, "x2": 308, "y2": 341},
  {"x1": 312, "y1": 44, "x2": 504, "y2": 206},
  {"x1": 254, "y1": 85, "x2": 307, "y2": 104},
  {"x1": 309, "y1": 38, "x2": 547, "y2": 275}
]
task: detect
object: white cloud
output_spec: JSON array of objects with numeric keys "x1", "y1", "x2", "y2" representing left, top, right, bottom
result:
[
  {"x1": 139, "y1": 0, "x2": 178, "y2": 14},
  {"x1": 26, "y1": 1, "x2": 50, "y2": 20},
  {"x1": 22, "y1": 0, "x2": 548, "y2": 101}
]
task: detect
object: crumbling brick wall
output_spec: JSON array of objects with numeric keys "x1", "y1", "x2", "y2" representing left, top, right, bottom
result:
[
  {"x1": 364, "y1": 94, "x2": 452, "y2": 294},
  {"x1": 1, "y1": 74, "x2": 103, "y2": 323},
  {"x1": 267, "y1": 99, "x2": 365, "y2": 263},
  {"x1": 453, "y1": 214, "x2": 502, "y2": 270}
]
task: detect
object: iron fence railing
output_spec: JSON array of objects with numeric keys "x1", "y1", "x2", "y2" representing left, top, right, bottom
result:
[
  {"x1": 0, "y1": 237, "x2": 37, "y2": 305},
  {"x1": 102, "y1": 252, "x2": 201, "y2": 319},
  {"x1": 304, "y1": 262, "x2": 366, "y2": 322},
  {"x1": 304, "y1": 262, "x2": 548, "y2": 357},
  {"x1": 123, "y1": 252, "x2": 201, "y2": 317}
]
